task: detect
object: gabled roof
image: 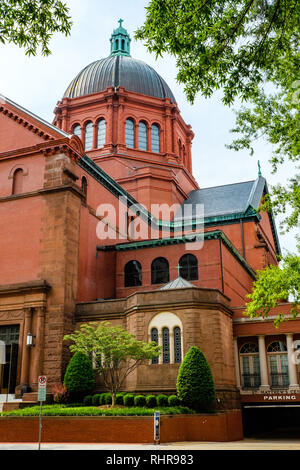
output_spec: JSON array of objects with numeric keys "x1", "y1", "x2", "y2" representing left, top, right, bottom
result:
[
  {"x1": 0, "y1": 94, "x2": 70, "y2": 140},
  {"x1": 159, "y1": 276, "x2": 195, "y2": 290},
  {"x1": 179, "y1": 177, "x2": 266, "y2": 220}
]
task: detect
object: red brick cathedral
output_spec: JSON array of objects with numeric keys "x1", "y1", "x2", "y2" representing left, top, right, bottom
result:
[{"x1": 0, "y1": 22, "x2": 299, "y2": 422}]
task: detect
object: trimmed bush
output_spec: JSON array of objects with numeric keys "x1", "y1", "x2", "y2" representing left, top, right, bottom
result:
[
  {"x1": 99, "y1": 393, "x2": 107, "y2": 405},
  {"x1": 146, "y1": 395, "x2": 157, "y2": 408},
  {"x1": 115, "y1": 393, "x2": 125, "y2": 405},
  {"x1": 157, "y1": 394, "x2": 168, "y2": 407},
  {"x1": 134, "y1": 395, "x2": 146, "y2": 407},
  {"x1": 92, "y1": 394, "x2": 101, "y2": 406},
  {"x1": 176, "y1": 346, "x2": 216, "y2": 411},
  {"x1": 63, "y1": 352, "x2": 95, "y2": 402},
  {"x1": 168, "y1": 395, "x2": 180, "y2": 407},
  {"x1": 123, "y1": 393, "x2": 134, "y2": 407},
  {"x1": 104, "y1": 393, "x2": 112, "y2": 405},
  {"x1": 83, "y1": 395, "x2": 93, "y2": 406}
]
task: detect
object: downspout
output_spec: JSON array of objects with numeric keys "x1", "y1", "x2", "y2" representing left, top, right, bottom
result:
[
  {"x1": 240, "y1": 219, "x2": 245, "y2": 259},
  {"x1": 219, "y1": 238, "x2": 224, "y2": 293}
]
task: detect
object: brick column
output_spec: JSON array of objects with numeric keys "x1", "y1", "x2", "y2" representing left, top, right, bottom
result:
[
  {"x1": 286, "y1": 333, "x2": 300, "y2": 390},
  {"x1": 258, "y1": 335, "x2": 270, "y2": 391},
  {"x1": 32, "y1": 307, "x2": 45, "y2": 385}
]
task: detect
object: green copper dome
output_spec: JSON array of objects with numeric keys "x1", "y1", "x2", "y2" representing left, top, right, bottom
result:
[{"x1": 63, "y1": 21, "x2": 175, "y2": 102}]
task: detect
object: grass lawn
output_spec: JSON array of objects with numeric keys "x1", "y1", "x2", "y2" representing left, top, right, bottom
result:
[{"x1": 0, "y1": 404, "x2": 195, "y2": 417}]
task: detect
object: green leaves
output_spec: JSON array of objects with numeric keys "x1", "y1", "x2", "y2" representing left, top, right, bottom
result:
[
  {"x1": 0, "y1": 0, "x2": 72, "y2": 56},
  {"x1": 246, "y1": 248, "x2": 300, "y2": 327}
]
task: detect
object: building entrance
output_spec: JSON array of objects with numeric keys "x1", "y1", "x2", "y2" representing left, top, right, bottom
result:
[{"x1": 0, "y1": 326, "x2": 19, "y2": 394}]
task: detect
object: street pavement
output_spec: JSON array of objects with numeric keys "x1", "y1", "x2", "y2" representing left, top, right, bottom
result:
[{"x1": 1, "y1": 438, "x2": 300, "y2": 450}]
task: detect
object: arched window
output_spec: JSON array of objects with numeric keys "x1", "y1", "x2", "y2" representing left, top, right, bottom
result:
[
  {"x1": 179, "y1": 254, "x2": 198, "y2": 281},
  {"x1": 81, "y1": 176, "x2": 87, "y2": 199},
  {"x1": 138, "y1": 121, "x2": 147, "y2": 151},
  {"x1": 151, "y1": 328, "x2": 159, "y2": 364},
  {"x1": 73, "y1": 124, "x2": 81, "y2": 138},
  {"x1": 97, "y1": 119, "x2": 106, "y2": 148},
  {"x1": 125, "y1": 119, "x2": 135, "y2": 148},
  {"x1": 84, "y1": 121, "x2": 93, "y2": 151},
  {"x1": 151, "y1": 257, "x2": 169, "y2": 285},
  {"x1": 163, "y1": 327, "x2": 170, "y2": 363},
  {"x1": 124, "y1": 260, "x2": 142, "y2": 287},
  {"x1": 267, "y1": 341, "x2": 289, "y2": 388},
  {"x1": 240, "y1": 343, "x2": 260, "y2": 389},
  {"x1": 151, "y1": 124, "x2": 160, "y2": 153},
  {"x1": 174, "y1": 327, "x2": 182, "y2": 363},
  {"x1": 12, "y1": 168, "x2": 24, "y2": 195}
]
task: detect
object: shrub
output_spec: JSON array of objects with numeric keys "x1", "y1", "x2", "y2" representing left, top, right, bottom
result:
[
  {"x1": 92, "y1": 394, "x2": 101, "y2": 406},
  {"x1": 52, "y1": 383, "x2": 69, "y2": 404},
  {"x1": 168, "y1": 395, "x2": 180, "y2": 407},
  {"x1": 99, "y1": 393, "x2": 107, "y2": 405},
  {"x1": 157, "y1": 394, "x2": 168, "y2": 407},
  {"x1": 146, "y1": 395, "x2": 157, "y2": 408},
  {"x1": 134, "y1": 395, "x2": 146, "y2": 407},
  {"x1": 115, "y1": 393, "x2": 125, "y2": 405},
  {"x1": 63, "y1": 352, "x2": 95, "y2": 402},
  {"x1": 104, "y1": 393, "x2": 112, "y2": 405},
  {"x1": 176, "y1": 346, "x2": 216, "y2": 411},
  {"x1": 83, "y1": 395, "x2": 93, "y2": 406},
  {"x1": 123, "y1": 393, "x2": 134, "y2": 407}
]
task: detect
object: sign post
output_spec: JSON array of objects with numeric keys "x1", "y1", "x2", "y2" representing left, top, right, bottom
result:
[
  {"x1": 38, "y1": 376, "x2": 47, "y2": 451},
  {"x1": 154, "y1": 411, "x2": 160, "y2": 444}
]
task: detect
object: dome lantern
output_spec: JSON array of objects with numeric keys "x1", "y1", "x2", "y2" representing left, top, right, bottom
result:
[{"x1": 110, "y1": 19, "x2": 131, "y2": 57}]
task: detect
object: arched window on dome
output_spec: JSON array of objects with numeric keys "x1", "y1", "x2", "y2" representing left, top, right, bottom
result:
[
  {"x1": 84, "y1": 122, "x2": 93, "y2": 151},
  {"x1": 174, "y1": 327, "x2": 182, "y2": 363},
  {"x1": 138, "y1": 121, "x2": 147, "y2": 151},
  {"x1": 124, "y1": 260, "x2": 142, "y2": 287},
  {"x1": 151, "y1": 257, "x2": 169, "y2": 285},
  {"x1": 148, "y1": 312, "x2": 183, "y2": 365},
  {"x1": 97, "y1": 119, "x2": 106, "y2": 148},
  {"x1": 125, "y1": 119, "x2": 135, "y2": 148},
  {"x1": 73, "y1": 124, "x2": 81, "y2": 138},
  {"x1": 179, "y1": 254, "x2": 198, "y2": 281},
  {"x1": 12, "y1": 168, "x2": 24, "y2": 195},
  {"x1": 151, "y1": 124, "x2": 160, "y2": 153}
]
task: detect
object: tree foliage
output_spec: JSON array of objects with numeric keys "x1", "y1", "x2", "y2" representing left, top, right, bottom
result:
[
  {"x1": 63, "y1": 351, "x2": 95, "y2": 402},
  {"x1": 176, "y1": 346, "x2": 215, "y2": 411},
  {"x1": 0, "y1": 0, "x2": 72, "y2": 56},
  {"x1": 137, "y1": 0, "x2": 300, "y2": 323},
  {"x1": 64, "y1": 321, "x2": 161, "y2": 406}
]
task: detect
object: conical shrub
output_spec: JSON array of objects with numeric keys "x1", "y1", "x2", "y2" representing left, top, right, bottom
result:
[{"x1": 64, "y1": 352, "x2": 95, "y2": 402}]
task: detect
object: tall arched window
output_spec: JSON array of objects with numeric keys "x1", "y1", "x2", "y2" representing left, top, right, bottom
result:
[
  {"x1": 73, "y1": 124, "x2": 81, "y2": 138},
  {"x1": 125, "y1": 119, "x2": 135, "y2": 148},
  {"x1": 84, "y1": 121, "x2": 93, "y2": 151},
  {"x1": 12, "y1": 168, "x2": 24, "y2": 195},
  {"x1": 179, "y1": 254, "x2": 198, "y2": 281},
  {"x1": 151, "y1": 257, "x2": 169, "y2": 285},
  {"x1": 97, "y1": 119, "x2": 106, "y2": 148},
  {"x1": 151, "y1": 328, "x2": 159, "y2": 364},
  {"x1": 151, "y1": 124, "x2": 160, "y2": 153},
  {"x1": 124, "y1": 260, "x2": 142, "y2": 287},
  {"x1": 138, "y1": 121, "x2": 147, "y2": 151},
  {"x1": 174, "y1": 327, "x2": 182, "y2": 363},
  {"x1": 163, "y1": 327, "x2": 170, "y2": 363},
  {"x1": 267, "y1": 341, "x2": 289, "y2": 388},
  {"x1": 240, "y1": 343, "x2": 260, "y2": 389}
]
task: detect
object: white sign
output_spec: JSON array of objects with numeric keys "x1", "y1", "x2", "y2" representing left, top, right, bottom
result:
[
  {"x1": 38, "y1": 376, "x2": 47, "y2": 387},
  {"x1": 38, "y1": 376, "x2": 47, "y2": 402}
]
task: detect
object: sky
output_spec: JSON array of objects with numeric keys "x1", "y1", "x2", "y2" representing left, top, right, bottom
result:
[{"x1": 0, "y1": 0, "x2": 297, "y2": 254}]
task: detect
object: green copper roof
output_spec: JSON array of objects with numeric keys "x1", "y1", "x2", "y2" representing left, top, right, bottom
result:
[{"x1": 110, "y1": 19, "x2": 131, "y2": 57}]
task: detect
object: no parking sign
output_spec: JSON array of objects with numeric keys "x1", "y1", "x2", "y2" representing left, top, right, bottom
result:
[{"x1": 38, "y1": 375, "x2": 47, "y2": 402}]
